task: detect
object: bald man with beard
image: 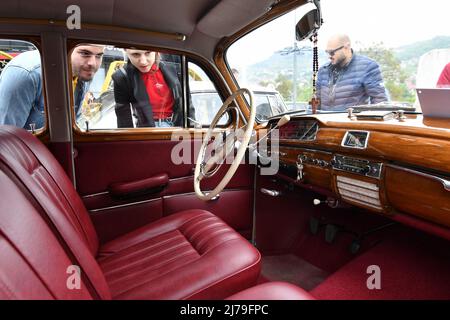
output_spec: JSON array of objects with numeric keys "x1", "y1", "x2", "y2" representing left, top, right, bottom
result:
[{"x1": 316, "y1": 34, "x2": 388, "y2": 111}]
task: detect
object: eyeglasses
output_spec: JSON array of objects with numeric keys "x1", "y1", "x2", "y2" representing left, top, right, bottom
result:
[{"x1": 325, "y1": 45, "x2": 344, "y2": 56}]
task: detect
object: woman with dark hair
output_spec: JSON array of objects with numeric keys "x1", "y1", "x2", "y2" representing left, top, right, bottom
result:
[{"x1": 112, "y1": 50, "x2": 194, "y2": 127}]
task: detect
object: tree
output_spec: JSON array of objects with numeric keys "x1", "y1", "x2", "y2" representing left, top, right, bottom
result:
[
  {"x1": 274, "y1": 73, "x2": 293, "y2": 101},
  {"x1": 358, "y1": 43, "x2": 414, "y2": 102},
  {"x1": 297, "y1": 80, "x2": 313, "y2": 102}
]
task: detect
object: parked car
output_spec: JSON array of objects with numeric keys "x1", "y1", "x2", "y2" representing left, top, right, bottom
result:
[{"x1": 190, "y1": 81, "x2": 290, "y2": 125}]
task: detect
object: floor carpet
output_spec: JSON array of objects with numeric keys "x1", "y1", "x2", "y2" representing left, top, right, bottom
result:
[{"x1": 261, "y1": 254, "x2": 329, "y2": 290}]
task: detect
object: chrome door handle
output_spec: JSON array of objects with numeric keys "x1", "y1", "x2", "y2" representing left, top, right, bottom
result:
[{"x1": 260, "y1": 188, "x2": 281, "y2": 197}]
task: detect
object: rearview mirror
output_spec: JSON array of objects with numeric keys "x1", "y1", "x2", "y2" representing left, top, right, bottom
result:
[{"x1": 295, "y1": 0, "x2": 322, "y2": 41}]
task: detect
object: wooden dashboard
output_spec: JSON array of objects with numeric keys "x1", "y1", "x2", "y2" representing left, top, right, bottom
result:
[{"x1": 261, "y1": 113, "x2": 450, "y2": 229}]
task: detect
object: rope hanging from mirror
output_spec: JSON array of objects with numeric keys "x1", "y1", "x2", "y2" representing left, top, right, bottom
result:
[{"x1": 310, "y1": 33, "x2": 320, "y2": 114}]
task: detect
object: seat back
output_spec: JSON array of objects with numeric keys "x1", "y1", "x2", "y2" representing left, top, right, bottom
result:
[
  {"x1": 0, "y1": 169, "x2": 93, "y2": 299},
  {"x1": 0, "y1": 125, "x2": 110, "y2": 299}
]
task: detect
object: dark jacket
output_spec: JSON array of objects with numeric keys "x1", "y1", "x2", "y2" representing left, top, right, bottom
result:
[
  {"x1": 112, "y1": 61, "x2": 194, "y2": 127},
  {"x1": 316, "y1": 54, "x2": 389, "y2": 111}
]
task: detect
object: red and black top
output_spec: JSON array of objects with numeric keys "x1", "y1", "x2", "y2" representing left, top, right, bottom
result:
[{"x1": 140, "y1": 64, "x2": 174, "y2": 120}]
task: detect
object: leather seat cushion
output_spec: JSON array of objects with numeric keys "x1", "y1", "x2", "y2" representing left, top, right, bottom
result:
[
  {"x1": 98, "y1": 209, "x2": 261, "y2": 300},
  {"x1": 226, "y1": 281, "x2": 314, "y2": 300}
]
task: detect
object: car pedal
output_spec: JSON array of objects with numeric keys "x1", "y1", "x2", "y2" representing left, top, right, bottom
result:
[
  {"x1": 309, "y1": 217, "x2": 320, "y2": 235},
  {"x1": 325, "y1": 224, "x2": 339, "y2": 243},
  {"x1": 349, "y1": 239, "x2": 361, "y2": 254}
]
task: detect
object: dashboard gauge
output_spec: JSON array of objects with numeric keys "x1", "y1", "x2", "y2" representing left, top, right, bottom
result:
[{"x1": 275, "y1": 120, "x2": 318, "y2": 141}]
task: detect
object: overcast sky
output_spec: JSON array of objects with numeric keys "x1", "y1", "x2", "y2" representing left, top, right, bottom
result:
[{"x1": 228, "y1": 0, "x2": 450, "y2": 68}]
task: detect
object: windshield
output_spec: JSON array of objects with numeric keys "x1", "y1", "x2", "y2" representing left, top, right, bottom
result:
[{"x1": 226, "y1": 0, "x2": 450, "y2": 118}]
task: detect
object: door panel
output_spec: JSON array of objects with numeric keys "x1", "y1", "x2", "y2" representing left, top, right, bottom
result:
[
  {"x1": 90, "y1": 198, "x2": 163, "y2": 244},
  {"x1": 74, "y1": 138, "x2": 254, "y2": 241},
  {"x1": 163, "y1": 190, "x2": 253, "y2": 239}
]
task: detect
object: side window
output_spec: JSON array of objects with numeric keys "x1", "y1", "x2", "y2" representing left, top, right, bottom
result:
[
  {"x1": 188, "y1": 62, "x2": 227, "y2": 127},
  {"x1": 0, "y1": 39, "x2": 45, "y2": 132},
  {"x1": 71, "y1": 45, "x2": 184, "y2": 131}
]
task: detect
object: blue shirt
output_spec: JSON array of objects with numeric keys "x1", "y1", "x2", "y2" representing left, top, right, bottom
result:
[
  {"x1": 0, "y1": 50, "x2": 44, "y2": 129},
  {"x1": 0, "y1": 50, "x2": 88, "y2": 129},
  {"x1": 316, "y1": 54, "x2": 389, "y2": 111}
]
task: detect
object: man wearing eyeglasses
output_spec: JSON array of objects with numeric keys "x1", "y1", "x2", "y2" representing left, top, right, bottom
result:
[
  {"x1": 0, "y1": 44, "x2": 103, "y2": 129},
  {"x1": 316, "y1": 34, "x2": 388, "y2": 111}
]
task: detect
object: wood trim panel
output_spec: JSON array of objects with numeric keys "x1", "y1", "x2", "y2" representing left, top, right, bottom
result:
[
  {"x1": 307, "y1": 114, "x2": 450, "y2": 139},
  {"x1": 278, "y1": 146, "x2": 333, "y2": 191},
  {"x1": 214, "y1": 0, "x2": 306, "y2": 121},
  {"x1": 276, "y1": 126, "x2": 450, "y2": 174},
  {"x1": 72, "y1": 128, "x2": 227, "y2": 142},
  {"x1": 385, "y1": 165, "x2": 450, "y2": 228}
]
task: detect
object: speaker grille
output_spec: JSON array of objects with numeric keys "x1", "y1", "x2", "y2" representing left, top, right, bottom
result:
[{"x1": 336, "y1": 176, "x2": 382, "y2": 210}]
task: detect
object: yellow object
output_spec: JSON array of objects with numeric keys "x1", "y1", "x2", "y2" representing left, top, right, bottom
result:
[
  {"x1": 101, "y1": 60, "x2": 126, "y2": 94},
  {"x1": 189, "y1": 68, "x2": 202, "y2": 81},
  {"x1": 0, "y1": 50, "x2": 13, "y2": 60}
]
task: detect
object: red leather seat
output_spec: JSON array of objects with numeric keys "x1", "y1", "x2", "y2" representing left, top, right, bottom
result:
[
  {"x1": 0, "y1": 125, "x2": 261, "y2": 299},
  {"x1": 226, "y1": 282, "x2": 314, "y2": 300}
]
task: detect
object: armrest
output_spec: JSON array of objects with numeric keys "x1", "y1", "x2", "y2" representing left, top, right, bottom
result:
[{"x1": 108, "y1": 173, "x2": 169, "y2": 198}]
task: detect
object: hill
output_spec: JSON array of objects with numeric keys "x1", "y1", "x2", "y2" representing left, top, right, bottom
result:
[{"x1": 395, "y1": 36, "x2": 450, "y2": 62}]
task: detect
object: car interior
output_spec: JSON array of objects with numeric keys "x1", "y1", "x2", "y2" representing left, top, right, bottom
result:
[{"x1": 0, "y1": 0, "x2": 449, "y2": 300}]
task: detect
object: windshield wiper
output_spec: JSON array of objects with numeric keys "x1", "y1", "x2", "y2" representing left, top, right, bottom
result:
[{"x1": 267, "y1": 108, "x2": 308, "y2": 120}]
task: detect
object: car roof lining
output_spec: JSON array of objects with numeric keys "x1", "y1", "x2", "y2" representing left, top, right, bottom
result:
[{"x1": 0, "y1": 0, "x2": 289, "y2": 62}]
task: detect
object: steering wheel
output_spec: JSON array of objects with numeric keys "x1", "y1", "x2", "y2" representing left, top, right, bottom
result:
[{"x1": 194, "y1": 88, "x2": 255, "y2": 201}]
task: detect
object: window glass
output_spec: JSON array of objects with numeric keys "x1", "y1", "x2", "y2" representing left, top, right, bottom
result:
[
  {"x1": 0, "y1": 39, "x2": 45, "y2": 131},
  {"x1": 227, "y1": 0, "x2": 450, "y2": 118},
  {"x1": 71, "y1": 45, "x2": 186, "y2": 131},
  {"x1": 188, "y1": 62, "x2": 227, "y2": 127}
]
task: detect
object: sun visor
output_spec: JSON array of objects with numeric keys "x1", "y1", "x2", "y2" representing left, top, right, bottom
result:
[{"x1": 197, "y1": 0, "x2": 275, "y2": 38}]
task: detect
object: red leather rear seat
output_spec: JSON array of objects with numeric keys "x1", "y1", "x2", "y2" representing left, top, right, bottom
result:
[{"x1": 0, "y1": 125, "x2": 261, "y2": 299}]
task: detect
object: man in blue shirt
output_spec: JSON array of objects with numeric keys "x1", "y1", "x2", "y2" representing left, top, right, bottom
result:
[
  {"x1": 316, "y1": 34, "x2": 388, "y2": 111},
  {"x1": 0, "y1": 44, "x2": 104, "y2": 129}
]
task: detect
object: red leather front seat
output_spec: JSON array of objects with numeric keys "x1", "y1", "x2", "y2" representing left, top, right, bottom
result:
[
  {"x1": 226, "y1": 282, "x2": 314, "y2": 300},
  {"x1": 0, "y1": 125, "x2": 261, "y2": 299}
]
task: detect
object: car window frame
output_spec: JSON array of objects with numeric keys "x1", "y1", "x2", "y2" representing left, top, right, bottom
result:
[
  {"x1": 69, "y1": 42, "x2": 234, "y2": 135},
  {"x1": 186, "y1": 58, "x2": 232, "y2": 128}
]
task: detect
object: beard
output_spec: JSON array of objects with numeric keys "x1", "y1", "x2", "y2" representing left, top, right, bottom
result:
[
  {"x1": 333, "y1": 55, "x2": 346, "y2": 68},
  {"x1": 73, "y1": 65, "x2": 96, "y2": 81}
]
